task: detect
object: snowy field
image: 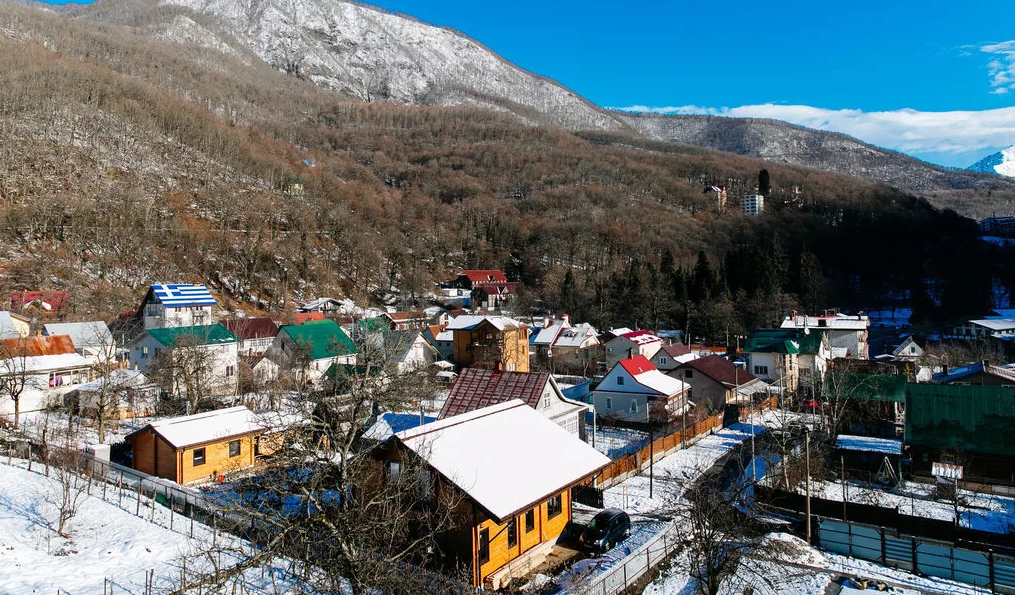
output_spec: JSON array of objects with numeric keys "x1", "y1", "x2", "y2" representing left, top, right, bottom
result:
[
  {"x1": 588, "y1": 425, "x2": 649, "y2": 459},
  {"x1": 0, "y1": 460, "x2": 284, "y2": 595}
]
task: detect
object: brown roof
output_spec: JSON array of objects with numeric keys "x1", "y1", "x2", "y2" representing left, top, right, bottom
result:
[
  {"x1": 660, "y1": 343, "x2": 691, "y2": 358},
  {"x1": 11, "y1": 290, "x2": 69, "y2": 312},
  {"x1": 440, "y1": 368, "x2": 552, "y2": 418},
  {"x1": 0, "y1": 334, "x2": 76, "y2": 357},
  {"x1": 219, "y1": 317, "x2": 279, "y2": 340},
  {"x1": 678, "y1": 355, "x2": 757, "y2": 387},
  {"x1": 460, "y1": 270, "x2": 508, "y2": 283}
]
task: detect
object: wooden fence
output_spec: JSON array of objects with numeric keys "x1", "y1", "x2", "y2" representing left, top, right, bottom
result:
[{"x1": 597, "y1": 414, "x2": 723, "y2": 489}]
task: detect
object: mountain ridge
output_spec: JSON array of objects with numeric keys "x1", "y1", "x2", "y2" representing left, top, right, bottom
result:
[{"x1": 968, "y1": 145, "x2": 1015, "y2": 178}]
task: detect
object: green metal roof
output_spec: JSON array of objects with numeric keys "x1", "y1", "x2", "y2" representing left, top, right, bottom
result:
[
  {"x1": 148, "y1": 324, "x2": 237, "y2": 347},
  {"x1": 906, "y1": 383, "x2": 1015, "y2": 457},
  {"x1": 744, "y1": 329, "x2": 825, "y2": 355},
  {"x1": 359, "y1": 316, "x2": 390, "y2": 331},
  {"x1": 280, "y1": 320, "x2": 358, "y2": 360}
]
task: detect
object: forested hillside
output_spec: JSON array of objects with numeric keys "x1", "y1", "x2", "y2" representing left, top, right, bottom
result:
[{"x1": 0, "y1": 1, "x2": 1010, "y2": 339}]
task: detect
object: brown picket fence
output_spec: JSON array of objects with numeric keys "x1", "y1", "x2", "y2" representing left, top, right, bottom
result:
[{"x1": 597, "y1": 414, "x2": 723, "y2": 488}]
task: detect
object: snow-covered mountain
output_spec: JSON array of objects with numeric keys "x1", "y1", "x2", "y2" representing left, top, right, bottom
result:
[
  {"x1": 95, "y1": 0, "x2": 627, "y2": 132},
  {"x1": 968, "y1": 145, "x2": 1015, "y2": 178}
]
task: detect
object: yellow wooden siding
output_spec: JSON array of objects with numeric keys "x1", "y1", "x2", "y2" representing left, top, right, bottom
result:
[{"x1": 179, "y1": 434, "x2": 256, "y2": 485}]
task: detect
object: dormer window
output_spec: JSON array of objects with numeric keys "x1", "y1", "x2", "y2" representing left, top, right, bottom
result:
[{"x1": 617, "y1": 376, "x2": 624, "y2": 386}]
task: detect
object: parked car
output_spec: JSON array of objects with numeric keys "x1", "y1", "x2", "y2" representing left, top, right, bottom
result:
[
  {"x1": 801, "y1": 399, "x2": 820, "y2": 411},
  {"x1": 579, "y1": 508, "x2": 631, "y2": 553}
]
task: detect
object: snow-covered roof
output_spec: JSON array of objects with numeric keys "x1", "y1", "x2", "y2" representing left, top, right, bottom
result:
[
  {"x1": 75, "y1": 369, "x2": 152, "y2": 393},
  {"x1": 44, "y1": 321, "x2": 113, "y2": 350},
  {"x1": 133, "y1": 406, "x2": 265, "y2": 449},
  {"x1": 533, "y1": 319, "x2": 569, "y2": 346},
  {"x1": 297, "y1": 297, "x2": 342, "y2": 312},
  {"x1": 445, "y1": 315, "x2": 524, "y2": 332},
  {"x1": 781, "y1": 314, "x2": 869, "y2": 331},
  {"x1": 622, "y1": 330, "x2": 662, "y2": 345},
  {"x1": 150, "y1": 284, "x2": 216, "y2": 308},
  {"x1": 396, "y1": 400, "x2": 610, "y2": 522},
  {"x1": 9, "y1": 353, "x2": 91, "y2": 373},
  {"x1": 835, "y1": 435, "x2": 902, "y2": 456},
  {"x1": 831, "y1": 347, "x2": 850, "y2": 359},
  {"x1": 969, "y1": 319, "x2": 1015, "y2": 332},
  {"x1": 618, "y1": 356, "x2": 687, "y2": 396},
  {"x1": 552, "y1": 323, "x2": 598, "y2": 349}
]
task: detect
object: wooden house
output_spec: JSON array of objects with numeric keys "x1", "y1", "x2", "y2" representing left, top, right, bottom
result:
[
  {"x1": 384, "y1": 400, "x2": 610, "y2": 589},
  {"x1": 383, "y1": 311, "x2": 430, "y2": 331},
  {"x1": 125, "y1": 406, "x2": 266, "y2": 485},
  {"x1": 447, "y1": 315, "x2": 530, "y2": 372}
]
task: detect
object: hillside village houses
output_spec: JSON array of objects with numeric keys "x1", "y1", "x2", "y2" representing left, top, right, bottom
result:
[
  {"x1": 744, "y1": 328, "x2": 831, "y2": 395},
  {"x1": 592, "y1": 355, "x2": 689, "y2": 425},
  {"x1": 219, "y1": 317, "x2": 279, "y2": 356},
  {"x1": 650, "y1": 342, "x2": 694, "y2": 372},
  {"x1": 269, "y1": 320, "x2": 359, "y2": 385},
  {"x1": 0, "y1": 334, "x2": 92, "y2": 418},
  {"x1": 424, "y1": 324, "x2": 454, "y2": 361},
  {"x1": 670, "y1": 354, "x2": 768, "y2": 411},
  {"x1": 602, "y1": 329, "x2": 664, "y2": 369},
  {"x1": 448, "y1": 315, "x2": 530, "y2": 373},
  {"x1": 44, "y1": 321, "x2": 116, "y2": 365},
  {"x1": 780, "y1": 311, "x2": 871, "y2": 360},
  {"x1": 130, "y1": 325, "x2": 240, "y2": 398},
  {"x1": 361, "y1": 329, "x2": 440, "y2": 375}
]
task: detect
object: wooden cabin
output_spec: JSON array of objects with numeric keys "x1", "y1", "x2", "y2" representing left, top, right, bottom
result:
[
  {"x1": 125, "y1": 406, "x2": 266, "y2": 485},
  {"x1": 386, "y1": 400, "x2": 610, "y2": 589}
]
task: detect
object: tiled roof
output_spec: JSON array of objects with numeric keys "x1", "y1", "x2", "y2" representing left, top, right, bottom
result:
[
  {"x1": 679, "y1": 355, "x2": 757, "y2": 387},
  {"x1": 150, "y1": 284, "x2": 216, "y2": 308},
  {"x1": 660, "y1": 343, "x2": 691, "y2": 358},
  {"x1": 620, "y1": 330, "x2": 662, "y2": 345},
  {"x1": 441, "y1": 368, "x2": 552, "y2": 418},
  {"x1": 148, "y1": 325, "x2": 237, "y2": 348},
  {"x1": 294, "y1": 312, "x2": 325, "y2": 324},
  {"x1": 280, "y1": 320, "x2": 358, "y2": 360},
  {"x1": 219, "y1": 317, "x2": 279, "y2": 341}
]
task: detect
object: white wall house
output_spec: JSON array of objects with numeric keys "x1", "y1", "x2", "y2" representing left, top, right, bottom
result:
[
  {"x1": 781, "y1": 313, "x2": 870, "y2": 360},
  {"x1": 130, "y1": 325, "x2": 239, "y2": 397},
  {"x1": 219, "y1": 318, "x2": 279, "y2": 357},
  {"x1": 0, "y1": 335, "x2": 91, "y2": 418},
  {"x1": 745, "y1": 329, "x2": 831, "y2": 395},
  {"x1": 269, "y1": 321, "x2": 359, "y2": 384},
  {"x1": 742, "y1": 194, "x2": 764, "y2": 216},
  {"x1": 603, "y1": 330, "x2": 664, "y2": 369},
  {"x1": 365, "y1": 330, "x2": 439, "y2": 374},
  {"x1": 139, "y1": 284, "x2": 217, "y2": 330},
  {"x1": 592, "y1": 355, "x2": 689, "y2": 425}
]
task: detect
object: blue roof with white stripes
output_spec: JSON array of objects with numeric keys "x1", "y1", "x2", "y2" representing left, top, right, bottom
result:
[{"x1": 150, "y1": 284, "x2": 217, "y2": 308}]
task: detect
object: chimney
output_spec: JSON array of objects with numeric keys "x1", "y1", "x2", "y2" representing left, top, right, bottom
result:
[
  {"x1": 496, "y1": 361, "x2": 503, "y2": 373},
  {"x1": 628, "y1": 347, "x2": 636, "y2": 360},
  {"x1": 562, "y1": 313, "x2": 570, "y2": 325},
  {"x1": 36, "y1": 330, "x2": 41, "y2": 337}
]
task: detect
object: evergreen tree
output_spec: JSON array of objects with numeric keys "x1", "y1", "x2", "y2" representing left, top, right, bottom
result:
[{"x1": 758, "y1": 169, "x2": 771, "y2": 196}]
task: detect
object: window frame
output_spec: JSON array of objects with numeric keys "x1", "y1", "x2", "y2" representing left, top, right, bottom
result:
[
  {"x1": 525, "y1": 509, "x2": 535, "y2": 532},
  {"x1": 629, "y1": 400, "x2": 638, "y2": 414},
  {"x1": 507, "y1": 518, "x2": 518, "y2": 548},
  {"x1": 478, "y1": 528, "x2": 490, "y2": 565},
  {"x1": 228, "y1": 440, "x2": 241, "y2": 458},
  {"x1": 193, "y1": 448, "x2": 206, "y2": 466},
  {"x1": 547, "y1": 493, "x2": 563, "y2": 519},
  {"x1": 605, "y1": 397, "x2": 613, "y2": 411}
]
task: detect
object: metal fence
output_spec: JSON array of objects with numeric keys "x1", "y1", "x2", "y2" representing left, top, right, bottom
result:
[
  {"x1": 819, "y1": 518, "x2": 1015, "y2": 594},
  {"x1": 565, "y1": 522, "x2": 681, "y2": 595}
]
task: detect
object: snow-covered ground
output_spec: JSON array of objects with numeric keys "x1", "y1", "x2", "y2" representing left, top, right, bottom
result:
[
  {"x1": 589, "y1": 425, "x2": 649, "y2": 459},
  {"x1": 646, "y1": 532, "x2": 984, "y2": 595},
  {"x1": 0, "y1": 460, "x2": 253, "y2": 595}
]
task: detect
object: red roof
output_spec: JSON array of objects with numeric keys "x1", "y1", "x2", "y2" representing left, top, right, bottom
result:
[
  {"x1": 679, "y1": 355, "x2": 758, "y2": 387},
  {"x1": 386, "y1": 311, "x2": 428, "y2": 322},
  {"x1": 619, "y1": 355, "x2": 657, "y2": 377},
  {"x1": 294, "y1": 312, "x2": 325, "y2": 324},
  {"x1": 440, "y1": 368, "x2": 552, "y2": 418},
  {"x1": 0, "y1": 334, "x2": 76, "y2": 357},
  {"x1": 219, "y1": 317, "x2": 279, "y2": 340},
  {"x1": 11, "y1": 290, "x2": 69, "y2": 312},
  {"x1": 474, "y1": 282, "x2": 520, "y2": 296},
  {"x1": 623, "y1": 330, "x2": 662, "y2": 344},
  {"x1": 460, "y1": 270, "x2": 508, "y2": 284}
]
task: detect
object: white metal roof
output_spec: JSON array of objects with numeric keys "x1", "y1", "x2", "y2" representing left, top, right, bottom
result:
[
  {"x1": 144, "y1": 406, "x2": 265, "y2": 449},
  {"x1": 445, "y1": 315, "x2": 524, "y2": 332},
  {"x1": 633, "y1": 368, "x2": 687, "y2": 396},
  {"x1": 533, "y1": 320, "x2": 569, "y2": 346},
  {"x1": 969, "y1": 319, "x2": 1015, "y2": 331},
  {"x1": 781, "y1": 315, "x2": 869, "y2": 331},
  {"x1": 396, "y1": 400, "x2": 609, "y2": 522}
]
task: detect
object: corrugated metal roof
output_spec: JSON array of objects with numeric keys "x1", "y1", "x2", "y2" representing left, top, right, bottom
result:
[
  {"x1": 0, "y1": 334, "x2": 76, "y2": 357},
  {"x1": 280, "y1": 320, "x2": 358, "y2": 360},
  {"x1": 150, "y1": 284, "x2": 217, "y2": 308},
  {"x1": 441, "y1": 368, "x2": 551, "y2": 418},
  {"x1": 148, "y1": 325, "x2": 237, "y2": 347},
  {"x1": 460, "y1": 270, "x2": 508, "y2": 283},
  {"x1": 219, "y1": 317, "x2": 279, "y2": 340}
]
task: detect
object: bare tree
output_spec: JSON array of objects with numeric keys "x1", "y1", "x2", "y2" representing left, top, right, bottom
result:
[
  {"x1": 83, "y1": 322, "x2": 122, "y2": 443},
  {"x1": 44, "y1": 446, "x2": 88, "y2": 538},
  {"x1": 0, "y1": 336, "x2": 32, "y2": 429},
  {"x1": 148, "y1": 335, "x2": 222, "y2": 414}
]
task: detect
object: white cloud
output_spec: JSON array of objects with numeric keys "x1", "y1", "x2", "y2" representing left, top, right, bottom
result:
[
  {"x1": 982, "y1": 40, "x2": 1015, "y2": 94},
  {"x1": 615, "y1": 104, "x2": 1015, "y2": 165}
]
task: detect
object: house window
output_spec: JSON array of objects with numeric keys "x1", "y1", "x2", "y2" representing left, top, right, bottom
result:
[
  {"x1": 229, "y1": 440, "x2": 240, "y2": 457},
  {"x1": 910, "y1": 347, "x2": 916, "y2": 354},
  {"x1": 617, "y1": 376, "x2": 624, "y2": 386},
  {"x1": 478, "y1": 528, "x2": 490, "y2": 565},
  {"x1": 543, "y1": 395, "x2": 550, "y2": 409},
  {"x1": 605, "y1": 397, "x2": 613, "y2": 411},
  {"x1": 226, "y1": 365, "x2": 235, "y2": 377},
  {"x1": 607, "y1": 347, "x2": 613, "y2": 353},
  {"x1": 685, "y1": 370, "x2": 693, "y2": 378},
  {"x1": 547, "y1": 493, "x2": 563, "y2": 519},
  {"x1": 525, "y1": 509, "x2": 535, "y2": 532},
  {"x1": 660, "y1": 357, "x2": 668, "y2": 365},
  {"x1": 142, "y1": 346, "x2": 149, "y2": 358},
  {"x1": 507, "y1": 518, "x2": 518, "y2": 548},
  {"x1": 754, "y1": 365, "x2": 769, "y2": 375},
  {"x1": 387, "y1": 460, "x2": 402, "y2": 483},
  {"x1": 629, "y1": 400, "x2": 638, "y2": 414},
  {"x1": 193, "y1": 448, "x2": 206, "y2": 466}
]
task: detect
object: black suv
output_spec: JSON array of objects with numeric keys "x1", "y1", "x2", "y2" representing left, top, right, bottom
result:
[{"x1": 579, "y1": 508, "x2": 631, "y2": 553}]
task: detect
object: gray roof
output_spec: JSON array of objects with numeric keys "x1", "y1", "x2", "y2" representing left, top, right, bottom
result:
[{"x1": 44, "y1": 321, "x2": 114, "y2": 350}]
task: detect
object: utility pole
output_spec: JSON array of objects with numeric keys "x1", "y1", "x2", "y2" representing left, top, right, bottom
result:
[
  {"x1": 648, "y1": 408, "x2": 654, "y2": 499},
  {"x1": 805, "y1": 430, "x2": 812, "y2": 543},
  {"x1": 841, "y1": 454, "x2": 847, "y2": 522}
]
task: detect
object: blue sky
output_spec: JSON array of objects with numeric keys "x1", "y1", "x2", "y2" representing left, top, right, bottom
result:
[
  {"x1": 39, "y1": 0, "x2": 1015, "y2": 167},
  {"x1": 365, "y1": 0, "x2": 1015, "y2": 167}
]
